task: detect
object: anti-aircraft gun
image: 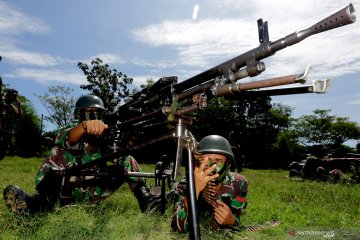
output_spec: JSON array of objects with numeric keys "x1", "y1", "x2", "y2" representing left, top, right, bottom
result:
[{"x1": 55, "y1": 4, "x2": 356, "y2": 239}]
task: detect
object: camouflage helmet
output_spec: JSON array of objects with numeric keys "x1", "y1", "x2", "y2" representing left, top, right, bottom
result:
[
  {"x1": 75, "y1": 95, "x2": 105, "y2": 111},
  {"x1": 197, "y1": 135, "x2": 234, "y2": 162}
]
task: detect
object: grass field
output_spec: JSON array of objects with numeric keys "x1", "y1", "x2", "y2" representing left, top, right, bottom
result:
[{"x1": 0, "y1": 156, "x2": 359, "y2": 240}]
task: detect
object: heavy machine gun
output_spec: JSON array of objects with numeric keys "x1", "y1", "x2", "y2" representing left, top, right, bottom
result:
[{"x1": 56, "y1": 4, "x2": 356, "y2": 239}]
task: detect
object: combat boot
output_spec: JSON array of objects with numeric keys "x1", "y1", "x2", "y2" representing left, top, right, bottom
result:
[
  {"x1": 133, "y1": 185, "x2": 157, "y2": 213},
  {"x1": 133, "y1": 184, "x2": 175, "y2": 213},
  {"x1": 3, "y1": 185, "x2": 55, "y2": 214}
]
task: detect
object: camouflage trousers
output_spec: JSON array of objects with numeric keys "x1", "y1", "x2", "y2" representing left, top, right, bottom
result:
[{"x1": 35, "y1": 146, "x2": 146, "y2": 203}]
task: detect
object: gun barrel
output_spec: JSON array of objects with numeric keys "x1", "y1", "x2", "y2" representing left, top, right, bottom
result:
[
  {"x1": 213, "y1": 75, "x2": 296, "y2": 96},
  {"x1": 271, "y1": 3, "x2": 356, "y2": 51},
  {"x1": 213, "y1": 67, "x2": 311, "y2": 96},
  {"x1": 173, "y1": 4, "x2": 356, "y2": 92},
  {"x1": 223, "y1": 79, "x2": 331, "y2": 98}
]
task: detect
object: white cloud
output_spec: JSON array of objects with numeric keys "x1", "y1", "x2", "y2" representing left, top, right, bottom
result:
[
  {"x1": 131, "y1": 18, "x2": 255, "y2": 69},
  {"x1": 192, "y1": 4, "x2": 199, "y2": 20},
  {"x1": 1, "y1": 47, "x2": 62, "y2": 66},
  {"x1": 131, "y1": 57, "x2": 177, "y2": 69},
  {"x1": 131, "y1": 75, "x2": 160, "y2": 88},
  {"x1": 82, "y1": 53, "x2": 127, "y2": 65},
  {"x1": 6, "y1": 68, "x2": 85, "y2": 85},
  {"x1": 0, "y1": 2, "x2": 50, "y2": 35},
  {"x1": 0, "y1": 2, "x2": 58, "y2": 67},
  {"x1": 208, "y1": 0, "x2": 354, "y2": 24},
  {"x1": 348, "y1": 100, "x2": 360, "y2": 105},
  {"x1": 347, "y1": 93, "x2": 360, "y2": 105},
  {"x1": 132, "y1": 18, "x2": 253, "y2": 46}
]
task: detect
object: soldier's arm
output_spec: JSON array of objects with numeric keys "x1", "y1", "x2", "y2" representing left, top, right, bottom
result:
[
  {"x1": 67, "y1": 120, "x2": 108, "y2": 146},
  {"x1": 171, "y1": 181, "x2": 189, "y2": 233},
  {"x1": 229, "y1": 174, "x2": 248, "y2": 226}
]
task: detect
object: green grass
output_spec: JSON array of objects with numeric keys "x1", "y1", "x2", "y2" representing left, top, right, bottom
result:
[{"x1": 0, "y1": 156, "x2": 359, "y2": 240}]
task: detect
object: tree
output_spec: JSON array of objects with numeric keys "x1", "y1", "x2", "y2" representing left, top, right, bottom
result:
[
  {"x1": 35, "y1": 86, "x2": 76, "y2": 129},
  {"x1": 330, "y1": 117, "x2": 360, "y2": 146},
  {"x1": 292, "y1": 109, "x2": 360, "y2": 156},
  {"x1": 190, "y1": 97, "x2": 235, "y2": 138},
  {"x1": 14, "y1": 98, "x2": 42, "y2": 157},
  {"x1": 292, "y1": 109, "x2": 333, "y2": 146},
  {"x1": 124, "y1": 78, "x2": 155, "y2": 104},
  {"x1": 77, "y1": 58, "x2": 133, "y2": 112},
  {"x1": 0, "y1": 82, "x2": 24, "y2": 159},
  {"x1": 190, "y1": 96, "x2": 293, "y2": 169},
  {"x1": 0, "y1": 90, "x2": 42, "y2": 158},
  {"x1": 140, "y1": 78, "x2": 155, "y2": 89},
  {"x1": 271, "y1": 132, "x2": 293, "y2": 168},
  {"x1": 232, "y1": 97, "x2": 293, "y2": 168}
]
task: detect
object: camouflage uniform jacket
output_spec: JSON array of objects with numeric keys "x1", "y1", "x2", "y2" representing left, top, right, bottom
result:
[
  {"x1": 35, "y1": 124, "x2": 145, "y2": 202},
  {"x1": 171, "y1": 172, "x2": 248, "y2": 233}
]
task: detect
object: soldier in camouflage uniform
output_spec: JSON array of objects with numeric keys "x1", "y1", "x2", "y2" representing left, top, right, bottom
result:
[
  {"x1": 3, "y1": 95, "x2": 163, "y2": 214},
  {"x1": 171, "y1": 135, "x2": 248, "y2": 232}
]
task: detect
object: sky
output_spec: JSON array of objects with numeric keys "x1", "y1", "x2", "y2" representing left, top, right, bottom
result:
[{"x1": 0, "y1": 0, "x2": 359, "y2": 145}]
